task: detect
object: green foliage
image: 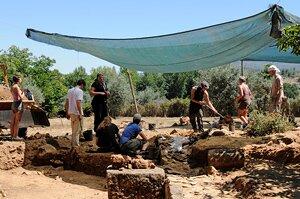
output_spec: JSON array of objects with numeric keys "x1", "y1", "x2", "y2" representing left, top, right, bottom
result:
[
  {"x1": 281, "y1": 68, "x2": 296, "y2": 78},
  {"x1": 163, "y1": 72, "x2": 198, "y2": 99},
  {"x1": 278, "y1": 24, "x2": 300, "y2": 55},
  {"x1": 0, "y1": 46, "x2": 33, "y2": 77},
  {"x1": 123, "y1": 104, "x2": 145, "y2": 117},
  {"x1": 137, "y1": 72, "x2": 167, "y2": 96},
  {"x1": 247, "y1": 70, "x2": 272, "y2": 112},
  {"x1": 136, "y1": 86, "x2": 166, "y2": 105},
  {"x1": 195, "y1": 65, "x2": 239, "y2": 115},
  {"x1": 166, "y1": 98, "x2": 190, "y2": 117},
  {"x1": 160, "y1": 99, "x2": 171, "y2": 117},
  {"x1": 283, "y1": 83, "x2": 299, "y2": 99},
  {"x1": 248, "y1": 111, "x2": 294, "y2": 136},
  {"x1": 143, "y1": 102, "x2": 163, "y2": 117},
  {"x1": 21, "y1": 77, "x2": 44, "y2": 105},
  {"x1": 258, "y1": 64, "x2": 272, "y2": 79},
  {"x1": 108, "y1": 74, "x2": 132, "y2": 117},
  {"x1": 290, "y1": 95, "x2": 300, "y2": 116},
  {"x1": 64, "y1": 66, "x2": 89, "y2": 88}
]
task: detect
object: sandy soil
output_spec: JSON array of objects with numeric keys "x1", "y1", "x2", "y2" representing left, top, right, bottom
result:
[{"x1": 0, "y1": 116, "x2": 299, "y2": 199}]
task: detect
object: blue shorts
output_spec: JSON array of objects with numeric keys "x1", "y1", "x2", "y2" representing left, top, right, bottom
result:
[{"x1": 11, "y1": 101, "x2": 24, "y2": 113}]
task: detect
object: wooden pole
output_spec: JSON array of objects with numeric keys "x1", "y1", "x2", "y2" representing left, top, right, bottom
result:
[
  {"x1": 127, "y1": 69, "x2": 138, "y2": 113},
  {"x1": 241, "y1": 60, "x2": 244, "y2": 76},
  {"x1": 0, "y1": 64, "x2": 8, "y2": 84}
]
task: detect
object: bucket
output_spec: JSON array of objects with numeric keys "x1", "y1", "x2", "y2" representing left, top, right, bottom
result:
[
  {"x1": 18, "y1": 127, "x2": 28, "y2": 138},
  {"x1": 148, "y1": 123, "x2": 156, "y2": 130},
  {"x1": 229, "y1": 122, "x2": 235, "y2": 132},
  {"x1": 83, "y1": 130, "x2": 93, "y2": 141}
]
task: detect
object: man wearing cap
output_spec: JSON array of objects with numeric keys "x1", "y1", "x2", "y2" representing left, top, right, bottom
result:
[
  {"x1": 189, "y1": 81, "x2": 218, "y2": 133},
  {"x1": 268, "y1": 65, "x2": 284, "y2": 112},
  {"x1": 234, "y1": 76, "x2": 252, "y2": 128},
  {"x1": 120, "y1": 114, "x2": 149, "y2": 157}
]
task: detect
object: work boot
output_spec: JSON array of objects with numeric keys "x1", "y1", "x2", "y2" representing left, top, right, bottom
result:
[{"x1": 199, "y1": 128, "x2": 205, "y2": 133}]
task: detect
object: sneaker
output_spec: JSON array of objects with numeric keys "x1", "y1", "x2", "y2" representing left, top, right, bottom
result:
[{"x1": 12, "y1": 136, "x2": 24, "y2": 141}]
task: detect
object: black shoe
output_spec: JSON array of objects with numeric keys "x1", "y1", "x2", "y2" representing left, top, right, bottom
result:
[{"x1": 242, "y1": 123, "x2": 248, "y2": 129}]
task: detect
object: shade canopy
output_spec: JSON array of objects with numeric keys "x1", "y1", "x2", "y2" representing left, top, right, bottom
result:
[{"x1": 26, "y1": 4, "x2": 300, "y2": 73}]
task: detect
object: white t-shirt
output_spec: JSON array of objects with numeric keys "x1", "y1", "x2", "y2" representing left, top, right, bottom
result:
[{"x1": 67, "y1": 86, "x2": 83, "y2": 115}]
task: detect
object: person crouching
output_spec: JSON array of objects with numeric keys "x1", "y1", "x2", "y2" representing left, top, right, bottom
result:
[{"x1": 120, "y1": 114, "x2": 149, "y2": 157}]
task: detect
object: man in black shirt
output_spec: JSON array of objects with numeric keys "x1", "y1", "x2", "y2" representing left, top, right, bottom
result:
[
  {"x1": 90, "y1": 74, "x2": 110, "y2": 132},
  {"x1": 189, "y1": 81, "x2": 218, "y2": 133}
]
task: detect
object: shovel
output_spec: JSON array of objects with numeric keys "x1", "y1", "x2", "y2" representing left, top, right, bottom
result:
[{"x1": 204, "y1": 105, "x2": 225, "y2": 119}]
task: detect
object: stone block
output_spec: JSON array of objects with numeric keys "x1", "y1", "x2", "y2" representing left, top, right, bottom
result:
[
  {"x1": 107, "y1": 167, "x2": 166, "y2": 199},
  {"x1": 0, "y1": 141, "x2": 25, "y2": 170},
  {"x1": 207, "y1": 148, "x2": 245, "y2": 169},
  {"x1": 165, "y1": 183, "x2": 183, "y2": 199}
]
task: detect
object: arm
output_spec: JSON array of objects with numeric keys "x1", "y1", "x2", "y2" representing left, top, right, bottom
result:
[
  {"x1": 16, "y1": 86, "x2": 24, "y2": 100},
  {"x1": 65, "y1": 98, "x2": 70, "y2": 119},
  {"x1": 138, "y1": 131, "x2": 149, "y2": 151},
  {"x1": 203, "y1": 90, "x2": 218, "y2": 113},
  {"x1": 275, "y1": 78, "x2": 284, "y2": 105},
  {"x1": 89, "y1": 86, "x2": 107, "y2": 97},
  {"x1": 191, "y1": 87, "x2": 206, "y2": 105},
  {"x1": 76, "y1": 100, "x2": 83, "y2": 120},
  {"x1": 234, "y1": 85, "x2": 244, "y2": 105}
]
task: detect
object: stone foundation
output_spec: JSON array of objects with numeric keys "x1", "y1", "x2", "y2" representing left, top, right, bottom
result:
[
  {"x1": 107, "y1": 167, "x2": 166, "y2": 199},
  {"x1": 0, "y1": 141, "x2": 25, "y2": 170},
  {"x1": 207, "y1": 148, "x2": 244, "y2": 169}
]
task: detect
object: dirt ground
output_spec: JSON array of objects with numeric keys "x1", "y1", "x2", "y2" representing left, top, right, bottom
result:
[{"x1": 0, "y1": 116, "x2": 299, "y2": 199}]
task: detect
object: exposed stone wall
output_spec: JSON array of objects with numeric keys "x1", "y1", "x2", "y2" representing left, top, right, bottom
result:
[
  {"x1": 107, "y1": 167, "x2": 166, "y2": 199},
  {"x1": 0, "y1": 141, "x2": 25, "y2": 170}
]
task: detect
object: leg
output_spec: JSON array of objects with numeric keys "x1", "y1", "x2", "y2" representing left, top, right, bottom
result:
[
  {"x1": 71, "y1": 114, "x2": 80, "y2": 147},
  {"x1": 237, "y1": 109, "x2": 246, "y2": 123},
  {"x1": 92, "y1": 102, "x2": 101, "y2": 132},
  {"x1": 189, "y1": 112, "x2": 197, "y2": 132},
  {"x1": 197, "y1": 109, "x2": 204, "y2": 132},
  {"x1": 13, "y1": 112, "x2": 22, "y2": 138},
  {"x1": 99, "y1": 102, "x2": 108, "y2": 125},
  {"x1": 10, "y1": 112, "x2": 16, "y2": 138}
]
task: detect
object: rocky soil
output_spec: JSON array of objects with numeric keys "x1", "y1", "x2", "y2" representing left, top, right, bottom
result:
[{"x1": 0, "y1": 116, "x2": 299, "y2": 199}]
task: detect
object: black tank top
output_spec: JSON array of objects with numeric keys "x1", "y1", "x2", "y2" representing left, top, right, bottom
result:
[{"x1": 190, "y1": 86, "x2": 204, "y2": 110}]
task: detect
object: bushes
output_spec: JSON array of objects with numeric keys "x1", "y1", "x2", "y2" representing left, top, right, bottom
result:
[
  {"x1": 143, "y1": 103, "x2": 163, "y2": 117},
  {"x1": 122, "y1": 98, "x2": 190, "y2": 117},
  {"x1": 290, "y1": 96, "x2": 300, "y2": 116},
  {"x1": 166, "y1": 98, "x2": 190, "y2": 117},
  {"x1": 248, "y1": 111, "x2": 294, "y2": 136}
]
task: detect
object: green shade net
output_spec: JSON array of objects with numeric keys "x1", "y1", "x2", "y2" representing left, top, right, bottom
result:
[{"x1": 26, "y1": 5, "x2": 300, "y2": 73}]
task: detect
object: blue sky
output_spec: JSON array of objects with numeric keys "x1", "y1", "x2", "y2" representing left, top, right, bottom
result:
[{"x1": 1, "y1": 0, "x2": 300, "y2": 74}]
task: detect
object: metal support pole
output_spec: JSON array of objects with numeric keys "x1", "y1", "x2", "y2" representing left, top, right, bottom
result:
[
  {"x1": 127, "y1": 69, "x2": 139, "y2": 113},
  {"x1": 241, "y1": 60, "x2": 244, "y2": 76}
]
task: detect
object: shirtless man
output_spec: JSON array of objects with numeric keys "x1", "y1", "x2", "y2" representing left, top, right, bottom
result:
[
  {"x1": 235, "y1": 76, "x2": 252, "y2": 128},
  {"x1": 268, "y1": 65, "x2": 284, "y2": 113}
]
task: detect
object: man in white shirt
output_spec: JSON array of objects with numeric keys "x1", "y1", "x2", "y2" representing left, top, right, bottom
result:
[{"x1": 65, "y1": 79, "x2": 86, "y2": 147}]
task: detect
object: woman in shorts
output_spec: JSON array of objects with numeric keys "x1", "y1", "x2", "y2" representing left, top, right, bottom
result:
[{"x1": 10, "y1": 76, "x2": 25, "y2": 140}]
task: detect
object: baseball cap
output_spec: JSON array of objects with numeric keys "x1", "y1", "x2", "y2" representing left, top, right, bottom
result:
[
  {"x1": 133, "y1": 113, "x2": 142, "y2": 122},
  {"x1": 200, "y1": 81, "x2": 209, "y2": 89},
  {"x1": 239, "y1": 76, "x2": 246, "y2": 82}
]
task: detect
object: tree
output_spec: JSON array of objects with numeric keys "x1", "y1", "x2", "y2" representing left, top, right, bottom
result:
[
  {"x1": 163, "y1": 72, "x2": 197, "y2": 99},
  {"x1": 195, "y1": 65, "x2": 240, "y2": 115},
  {"x1": 278, "y1": 24, "x2": 300, "y2": 55},
  {"x1": 64, "y1": 66, "x2": 89, "y2": 88}
]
